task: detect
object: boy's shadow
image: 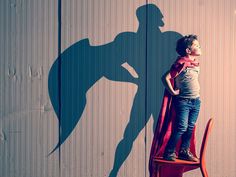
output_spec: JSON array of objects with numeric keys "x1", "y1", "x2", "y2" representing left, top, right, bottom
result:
[{"x1": 48, "y1": 4, "x2": 182, "y2": 177}]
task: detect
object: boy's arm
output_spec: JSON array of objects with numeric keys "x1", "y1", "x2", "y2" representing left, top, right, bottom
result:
[{"x1": 162, "y1": 71, "x2": 180, "y2": 96}]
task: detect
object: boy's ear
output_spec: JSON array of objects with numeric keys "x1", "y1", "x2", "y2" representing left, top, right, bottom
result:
[{"x1": 186, "y1": 48, "x2": 192, "y2": 54}]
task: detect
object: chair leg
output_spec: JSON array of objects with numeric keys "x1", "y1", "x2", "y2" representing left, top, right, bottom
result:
[{"x1": 200, "y1": 166, "x2": 208, "y2": 177}]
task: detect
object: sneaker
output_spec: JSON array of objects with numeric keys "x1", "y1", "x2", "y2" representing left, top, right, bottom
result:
[
  {"x1": 163, "y1": 151, "x2": 177, "y2": 161},
  {"x1": 178, "y1": 148, "x2": 198, "y2": 162}
]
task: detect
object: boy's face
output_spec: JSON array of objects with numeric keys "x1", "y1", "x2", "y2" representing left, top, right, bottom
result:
[{"x1": 188, "y1": 40, "x2": 202, "y2": 56}]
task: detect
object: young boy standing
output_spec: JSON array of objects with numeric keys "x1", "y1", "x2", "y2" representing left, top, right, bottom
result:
[{"x1": 163, "y1": 35, "x2": 202, "y2": 161}]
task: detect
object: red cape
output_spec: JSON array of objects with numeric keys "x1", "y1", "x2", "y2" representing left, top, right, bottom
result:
[{"x1": 149, "y1": 57, "x2": 199, "y2": 177}]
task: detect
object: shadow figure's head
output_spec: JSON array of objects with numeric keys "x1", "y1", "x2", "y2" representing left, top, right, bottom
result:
[{"x1": 136, "y1": 4, "x2": 164, "y2": 28}]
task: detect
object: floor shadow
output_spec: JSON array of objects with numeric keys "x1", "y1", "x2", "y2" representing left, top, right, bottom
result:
[{"x1": 48, "y1": 3, "x2": 182, "y2": 176}]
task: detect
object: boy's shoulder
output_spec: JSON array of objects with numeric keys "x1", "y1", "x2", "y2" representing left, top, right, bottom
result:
[
  {"x1": 174, "y1": 57, "x2": 199, "y2": 67},
  {"x1": 170, "y1": 57, "x2": 200, "y2": 78}
]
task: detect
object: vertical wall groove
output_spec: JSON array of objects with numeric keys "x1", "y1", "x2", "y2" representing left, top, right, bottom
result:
[
  {"x1": 57, "y1": 0, "x2": 62, "y2": 173},
  {"x1": 144, "y1": 1, "x2": 148, "y2": 177}
]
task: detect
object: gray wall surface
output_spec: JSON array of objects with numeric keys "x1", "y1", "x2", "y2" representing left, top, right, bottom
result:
[{"x1": 1, "y1": 0, "x2": 236, "y2": 177}]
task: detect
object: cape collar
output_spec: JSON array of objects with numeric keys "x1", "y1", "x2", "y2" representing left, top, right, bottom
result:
[{"x1": 176, "y1": 56, "x2": 200, "y2": 67}]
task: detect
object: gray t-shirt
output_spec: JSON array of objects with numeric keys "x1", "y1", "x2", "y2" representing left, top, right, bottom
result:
[{"x1": 175, "y1": 66, "x2": 200, "y2": 98}]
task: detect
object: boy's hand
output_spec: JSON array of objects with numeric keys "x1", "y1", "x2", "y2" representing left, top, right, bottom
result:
[{"x1": 172, "y1": 89, "x2": 180, "y2": 96}]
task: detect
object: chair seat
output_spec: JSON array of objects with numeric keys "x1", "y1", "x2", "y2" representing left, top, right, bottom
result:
[{"x1": 154, "y1": 157, "x2": 200, "y2": 166}]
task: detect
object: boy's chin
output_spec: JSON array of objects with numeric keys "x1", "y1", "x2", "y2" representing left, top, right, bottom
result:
[{"x1": 195, "y1": 53, "x2": 201, "y2": 56}]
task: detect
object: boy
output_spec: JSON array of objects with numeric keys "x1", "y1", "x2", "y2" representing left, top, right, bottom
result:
[{"x1": 162, "y1": 35, "x2": 201, "y2": 161}]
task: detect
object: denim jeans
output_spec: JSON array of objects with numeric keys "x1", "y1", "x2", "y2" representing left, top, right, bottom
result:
[{"x1": 165, "y1": 97, "x2": 201, "y2": 153}]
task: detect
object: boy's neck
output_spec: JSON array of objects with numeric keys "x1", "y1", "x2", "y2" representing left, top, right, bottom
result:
[{"x1": 185, "y1": 55, "x2": 196, "y2": 61}]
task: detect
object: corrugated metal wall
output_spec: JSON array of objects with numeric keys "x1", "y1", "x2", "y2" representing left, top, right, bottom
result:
[{"x1": 0, "y1": 0, "x2": 236, "y2": 177}]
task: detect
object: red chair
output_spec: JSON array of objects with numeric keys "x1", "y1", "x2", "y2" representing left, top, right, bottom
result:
[{"x1": 153, "y1": 118, "x2": 214, "y2": 177}]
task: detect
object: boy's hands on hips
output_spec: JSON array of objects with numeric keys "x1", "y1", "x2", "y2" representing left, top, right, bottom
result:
[{"x1": 172, "y1": 89, "x2": 180, "y2": 96}]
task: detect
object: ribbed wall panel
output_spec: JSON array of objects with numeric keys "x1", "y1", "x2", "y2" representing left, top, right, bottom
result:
[
  {"x1": 0, "y1": 0, "x2": 236, "y2": 177},
  {"x1": 0, "y1": 0, "x2": 59, "y2": 177}
]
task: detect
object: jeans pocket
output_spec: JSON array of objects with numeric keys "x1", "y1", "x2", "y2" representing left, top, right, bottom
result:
[
  {"x1": 194, "y1": 99, "x2": 201, "y2": 109},
  {"x1": 196, "y1": 98, "x2": 201, "y2": 104}
]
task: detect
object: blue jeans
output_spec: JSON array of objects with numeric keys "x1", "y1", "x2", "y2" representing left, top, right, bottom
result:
[{"x1": 165, "y1": 97, "x2": 201, "y2": 153}]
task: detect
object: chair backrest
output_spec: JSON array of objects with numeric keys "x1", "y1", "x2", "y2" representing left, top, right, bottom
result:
[{"x1": 200, "y1": 118, "x2": 214, "y2": 161}]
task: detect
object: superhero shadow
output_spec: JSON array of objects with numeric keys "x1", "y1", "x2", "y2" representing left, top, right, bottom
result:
[{"x1": 48, "y1": 4, "x2": 182, "y2": 177}]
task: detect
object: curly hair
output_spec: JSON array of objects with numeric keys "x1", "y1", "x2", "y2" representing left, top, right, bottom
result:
[{"x1": 176, "y1": 35, "x2": 198, "y2": 56}]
